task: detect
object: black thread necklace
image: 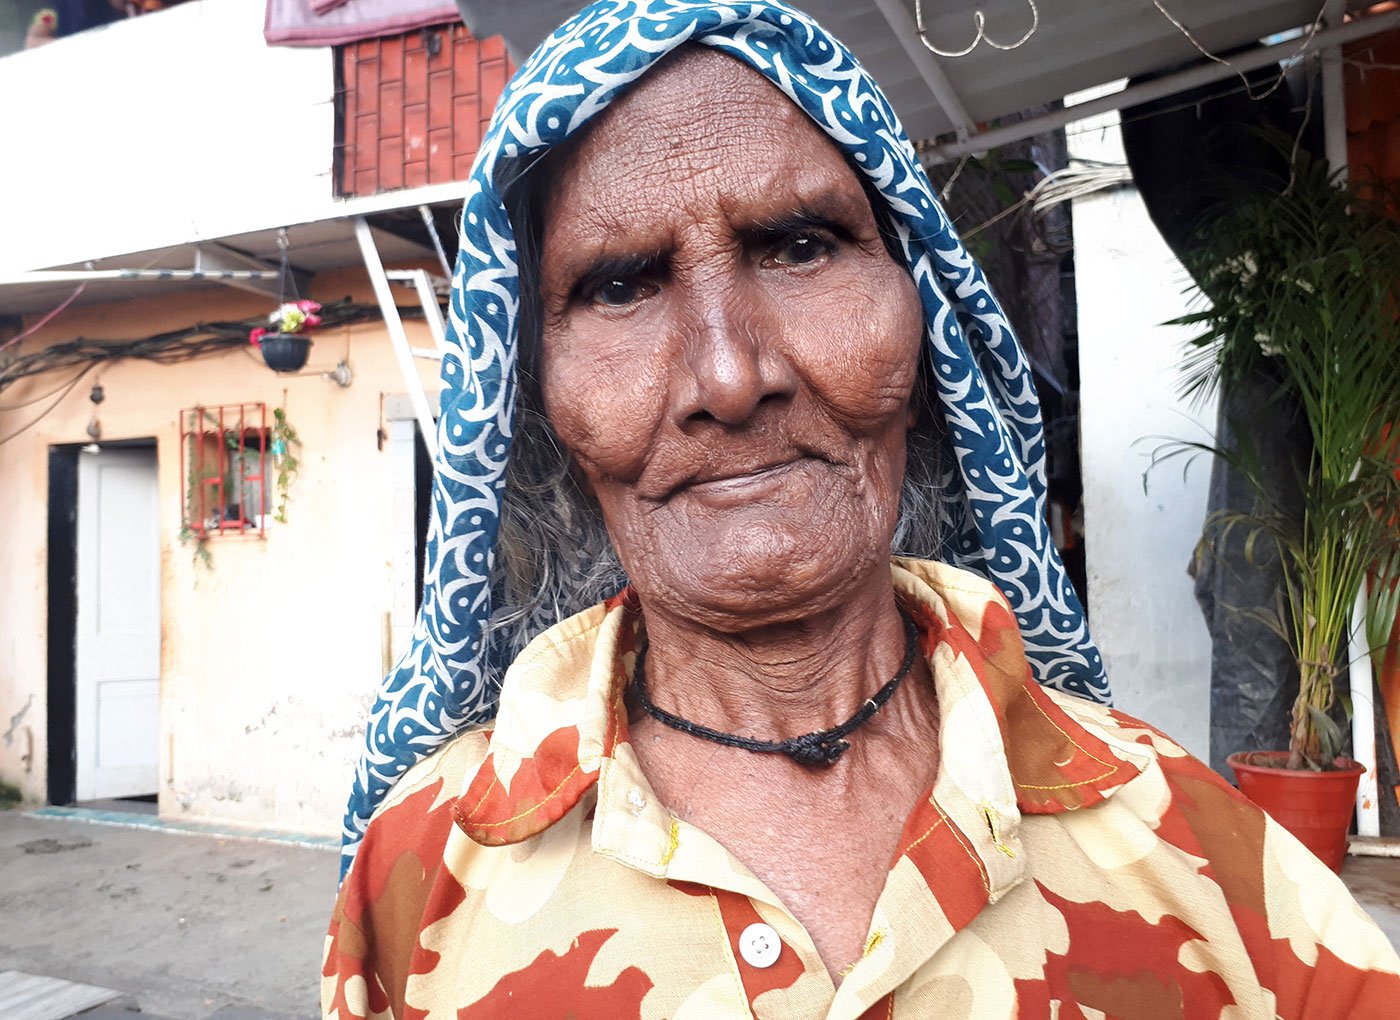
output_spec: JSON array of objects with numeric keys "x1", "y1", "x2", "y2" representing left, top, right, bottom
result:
[{"x1": 631, "y1": 609, "x2": 920, "y2": 767}]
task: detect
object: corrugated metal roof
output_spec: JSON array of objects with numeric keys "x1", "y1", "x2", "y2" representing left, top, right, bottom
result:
[{"x1": 453, "y1": 0, "x2": 1338, "y2": 142}]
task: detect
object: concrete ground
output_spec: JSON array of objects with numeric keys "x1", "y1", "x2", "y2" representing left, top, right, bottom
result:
[
  {"x1": 1339, "y1": 854, "x2": 1400, "y2": 949},
  {"x1": 1, "y1": 808, "x2": 1398, "y2": 1019},
  {"x1": 0, "y1": 809, "x2": 336, "y2": 1020}
]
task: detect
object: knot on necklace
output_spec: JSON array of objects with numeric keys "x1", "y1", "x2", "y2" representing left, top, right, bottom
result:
[{"x1": 786, "y1": 733, "x2": 852, "y2": 767}]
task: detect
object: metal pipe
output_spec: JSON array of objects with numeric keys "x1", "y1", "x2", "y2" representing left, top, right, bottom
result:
[
  {"x1": 0, "y1": 268, "x2": 284, "y2": 286},
  {"x1": 387, "y1": 269, "x2": 449, "y2": 355},
  {"x1": 1351, "y1": 585, "x2": 1380, "y2": 836},
  {"x1": 353, "y1": 217, "x2": 439, "y2": 460},
  {"x1": 1322, "y1": 0, "x2": 1351, "y2": 176},
  {"x1": 1321, "y1": 0, "x2": 1381, "y2": 839},
  {"x1": 921, "y1": 7, "x2": 1400, "y2": 164},
  {"x1": 871, "y1": 0, "x2": 976, "y2": 139},
  {"x1": 419, "y1": 204, "x2": 455, "y2": 279}
]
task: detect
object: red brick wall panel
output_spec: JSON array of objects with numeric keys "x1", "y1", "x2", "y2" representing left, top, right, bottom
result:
[
  {"x1": 378, "y1": 35, "x2": 404, "y2": 82},
  {"x1": 429, "y1": 126, "x2": 454, "y2": 183},
  {"x1": 404, "y1": 45, "x2": 428, "y2": 106},
  {"x1": 377, "y1": 136, "x2": 404, "y2": 192},
  {"x1": 451, "y1": 95, "x2": 476, "y2": 157},
  {"x1": 480, "y1": 58, "x2": 507, "y2": 115},
  {"x1": 336, "y1": 22, "x2": 514, "y2": 198},
  {"x1": 404, "y1": 101, "x2": 428, "y2": 166},
  {"x1": 351, "y1": 113, "x2": 379, "y2": 182},
  {"x1": 355, "y1": 53, "x2": 379, "y2": 103},
  {"x1": 380, "y1": 81, "x2": 404, "y2": 140},
  {"x1": 453, "y1": 41, "x2": 479, "y2": 94}
]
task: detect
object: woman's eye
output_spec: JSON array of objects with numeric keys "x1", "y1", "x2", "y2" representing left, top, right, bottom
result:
[
  {"x1": 591, "y1": 278, "x2": 646, "y2": 307},
  {"x1": 769, "y1": 233, "x2": 832, "y2": 267}
]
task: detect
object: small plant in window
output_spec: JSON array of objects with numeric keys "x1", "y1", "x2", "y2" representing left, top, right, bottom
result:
[
  {"x1": 178, "y1": 408, "x2": 220, "y2": 567},
  {"x1": 178, "y1": 403, "x2": 270, "y2": 567},
  {"x1": 270, "y1": 406, "x2": 302, "y2": 523}
]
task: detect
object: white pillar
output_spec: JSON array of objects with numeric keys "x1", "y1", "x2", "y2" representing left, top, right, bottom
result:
[{"x1": 1320, "y1": 0, "x2": 1381, "y2": 839}]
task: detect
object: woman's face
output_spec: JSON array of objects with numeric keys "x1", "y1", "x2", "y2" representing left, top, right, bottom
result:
[{"x1": 538, "y1": 48, "x2": 924, "y2": 631}]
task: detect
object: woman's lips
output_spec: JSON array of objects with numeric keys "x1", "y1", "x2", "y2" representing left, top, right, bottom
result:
[{"x1": 675, "y1": 458, "x2": 813, "y2": 506}]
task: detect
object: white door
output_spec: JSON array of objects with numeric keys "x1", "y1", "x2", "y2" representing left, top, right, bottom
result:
[{"x1": 76, "y1": 447, "x2": 161, "y2": 801}]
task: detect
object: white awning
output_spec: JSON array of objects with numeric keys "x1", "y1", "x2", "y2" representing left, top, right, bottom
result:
[{"x1": 452, "y1": 1, "x2": 1393, "y2": 158}]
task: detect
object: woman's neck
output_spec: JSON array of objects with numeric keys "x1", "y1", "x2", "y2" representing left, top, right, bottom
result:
[{"x1": 635, "y1": 575, "x2": 922, "y2": 742}]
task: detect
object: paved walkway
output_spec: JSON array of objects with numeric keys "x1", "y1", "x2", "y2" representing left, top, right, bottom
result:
[
  {"x1": 0, "y1": 810, "x2": 336, "y2": 1020},
  {"x1": 1, "y1": 807, "x2": 1398, "y2": 1018},
  {"x1": 1341, "y1": 852, "x2": 1400, "y2": 949}
]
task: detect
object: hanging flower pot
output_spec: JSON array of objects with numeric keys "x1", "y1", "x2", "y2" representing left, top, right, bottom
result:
[
  {"x1": 257, "y1": 333, "x2": 313, "y2": 373},
  {"x1": 249, "y1": 300, "x2": 321, "y2": 374}
]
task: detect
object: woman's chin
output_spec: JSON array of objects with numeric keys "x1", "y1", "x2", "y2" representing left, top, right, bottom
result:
[{"x1": 633, "y1": 518, "x2": 891, "y2": 631}]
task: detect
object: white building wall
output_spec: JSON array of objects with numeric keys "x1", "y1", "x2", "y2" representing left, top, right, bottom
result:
[
  {"x1": 0, "y1": 0, "x2": 333, "y2": 275},
  {"x1": 1070, "y1": 108, "x2": 1218, "y2": 760}
]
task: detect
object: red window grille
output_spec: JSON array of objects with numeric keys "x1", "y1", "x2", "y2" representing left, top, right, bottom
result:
[
  {"x1": 334, "y1": 23, "x2": 515, "y2": 198},
  {"x1": 180, "y1": 403, "x2": 269, "y2": 540}
]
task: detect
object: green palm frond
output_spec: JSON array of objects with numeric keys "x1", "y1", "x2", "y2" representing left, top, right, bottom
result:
[{"x1": 1161, "y1": 131, "x2": 1400, "y2": 769}]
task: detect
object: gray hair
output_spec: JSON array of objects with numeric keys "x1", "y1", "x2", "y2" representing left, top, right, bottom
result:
[{"x1": 485, "y1": 150, "x2": 949, "y2": 666}]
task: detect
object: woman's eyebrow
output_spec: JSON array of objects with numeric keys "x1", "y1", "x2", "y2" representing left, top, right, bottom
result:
[
  {"x1": 568, "y1": 249, "x2": 668, "y2": 298},
  {"x1": 742, "y1": 206, "x2": 855, "y2": 243},
  {"x1": 741, "y1": 186, "x2": 870, "y2": 240}
]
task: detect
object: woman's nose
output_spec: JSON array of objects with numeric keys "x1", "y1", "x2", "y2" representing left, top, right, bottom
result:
[{"x1": 675, "y1": 294, "x2": 797, "y2": 427}]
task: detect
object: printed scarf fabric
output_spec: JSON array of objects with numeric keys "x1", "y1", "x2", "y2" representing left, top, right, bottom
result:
[{"x1": 341, "y1": 0, "x2": 1110, "y2": 875}]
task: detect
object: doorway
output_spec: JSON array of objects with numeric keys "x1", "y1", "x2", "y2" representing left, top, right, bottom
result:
[
  {"x1": 47, "y1": 441, "x2": 161, "y2": 806},
  {"x1": 385, "y1": 399, "x2": 435, "y2": 665}
]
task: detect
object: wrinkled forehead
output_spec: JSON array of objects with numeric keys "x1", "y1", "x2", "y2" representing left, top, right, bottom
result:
[
  {"x1": 482, "y1": 0, "x2": 934, "y2": 243},
  {"x1": 550, "y1": 44, "x2": 807, "y2": 159},
  {"x1": 539, "y1": 46, "x2": 865, "y2": 235}
]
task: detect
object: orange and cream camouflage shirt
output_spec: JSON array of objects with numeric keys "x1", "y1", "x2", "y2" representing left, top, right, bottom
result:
[{"x1": 323, "y1": 559, "x2": 1400, "y2": 1019}]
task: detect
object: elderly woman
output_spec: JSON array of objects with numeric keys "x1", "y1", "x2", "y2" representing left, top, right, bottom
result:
[{"x1": 323, "y1": 2, "x2": 1399, "y2": 1018}]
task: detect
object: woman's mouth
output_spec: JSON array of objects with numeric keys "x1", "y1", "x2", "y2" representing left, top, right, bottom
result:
[{"x1": 676, "y1": 458, "x2": 815, "y2": 506}]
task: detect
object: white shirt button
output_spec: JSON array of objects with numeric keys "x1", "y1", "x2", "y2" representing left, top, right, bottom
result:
[{"x1": 738, "y1": 922, "x2": 782, "y2": 969}]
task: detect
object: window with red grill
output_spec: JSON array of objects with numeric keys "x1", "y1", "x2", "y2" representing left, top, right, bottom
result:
[
  {"x1": 180, "y1": 403, "x2": 269, "y2": 540},
  {"x1": 335, "y1": 23, "x2": 515, "y2": 198}
]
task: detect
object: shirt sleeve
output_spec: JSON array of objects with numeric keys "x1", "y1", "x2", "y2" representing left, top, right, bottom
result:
[
  {"x1": 1248, "y1": 815, "x2": 1400, "y2": 1019},
  {"x1": 1142, "y1": 731, "x2": 1400, "y2": 1018},
  {"x1": 322, "y1": 733, "x2": 490, "y2": 1020}
]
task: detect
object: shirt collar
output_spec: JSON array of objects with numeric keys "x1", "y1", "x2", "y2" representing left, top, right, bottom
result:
[{"x1": 453, "y1": 559, "x2": 1147, "y2": 847}]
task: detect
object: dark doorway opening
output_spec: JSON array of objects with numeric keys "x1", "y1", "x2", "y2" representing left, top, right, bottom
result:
[
  {"x1": 46, "y1": 444, "x2": 80, "y2": 806},
  {"x1": 47, "y1": 438, "x2": 161, "y2": 811},
  {"x1": 413, "y1": 423, "x2": 433, "y2": 611}
]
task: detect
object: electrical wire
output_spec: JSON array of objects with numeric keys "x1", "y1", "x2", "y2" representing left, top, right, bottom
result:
[
  {"x1": 0, "y1": 366, "x2": 92, "y2": 410},
  {"x1": 0, "y1": 252, "x2": 178, "y2": 359},
  {"x1": 0, "y1": 300, "x2": 398, "y2": 400},
  {"x1": 1054, "y1": 51, "x2": 1382, "y2": 144},
  {"x1": 915, "y1": 2, "x2": 1368, "y2": 161},
  {"x1": 1151, "y1": 0, "x2": 1328, "y2": 102},
  {"x1": 1062, "y1": 78, "x2": 1265, "y2": 140},
  {"x1": 0, "y1": 366, "x2": 91, "y2": 447},
  {"x1": 0, "y1": 284, "x2": 86, "y2": 355},
  {"x1": 960, "y1": 163, "x2": 1133, "y2": 240},
  {"x1": 939, "y1": 154, "x2": 972, "y2": 201},
  {"x1": 915, "y1": 0, "x2": 1039, "y2": 58}
]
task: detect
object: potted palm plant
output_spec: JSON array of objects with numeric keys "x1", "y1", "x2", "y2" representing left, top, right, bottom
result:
[
  {"x1": 250, "y1": 300, "x2": 322, "y2": 372},
  {"x1": 1169, "y1": 138, "x2": 1400, "y2": 871}
]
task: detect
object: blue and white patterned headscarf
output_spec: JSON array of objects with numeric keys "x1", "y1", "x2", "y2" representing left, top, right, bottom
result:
[{"x1": 341, "y1": 0, "x2": 1109, "y2": 874}]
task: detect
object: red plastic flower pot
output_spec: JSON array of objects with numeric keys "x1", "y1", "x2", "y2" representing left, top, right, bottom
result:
[
  {"x1": 259, "y1": 333, "x2": 312, "y2": 373},
  {"x1": 1227, "y1": 751, "x2": 1364, "y2": 873}
]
